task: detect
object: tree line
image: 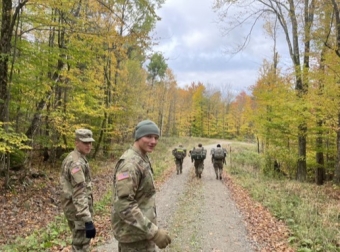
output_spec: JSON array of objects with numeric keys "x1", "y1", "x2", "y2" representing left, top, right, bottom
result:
[
  {"x1": 213, "y1": 0, "x2": 340, "y2": 185},
  {"x1": 0, "y1": 0, "x2": 241, "y2": 188},
  {"x1": 1, "y1": 0, "x2": 340, "y2": 188}
]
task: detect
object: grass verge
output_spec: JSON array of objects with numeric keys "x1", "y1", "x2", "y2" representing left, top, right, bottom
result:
[{"x1": 228, "y1": 142, "x2": 340, "y2": 252}]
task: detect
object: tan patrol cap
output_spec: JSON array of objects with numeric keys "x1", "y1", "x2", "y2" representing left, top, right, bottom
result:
[{"x1": 75, "y1": 129, "x2": 95, "y2": 142}]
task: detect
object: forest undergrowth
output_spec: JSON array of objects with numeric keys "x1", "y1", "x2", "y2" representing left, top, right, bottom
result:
[
  {"x1": 0, "y1": 138, "x2": 339, "y2": 252},
  {"x1": 229, "y1": 143, "x2": 340, "y2": 252}
]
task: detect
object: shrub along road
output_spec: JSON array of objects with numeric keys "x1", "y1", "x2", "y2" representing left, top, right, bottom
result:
[{"x1": 94, "y1": 143, "x2": 294, "y2": 252}]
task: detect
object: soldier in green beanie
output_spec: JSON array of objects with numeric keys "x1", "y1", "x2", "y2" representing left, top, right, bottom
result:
[{"x1": 111, "y1": 120, "x2": 171, "y2": 251}]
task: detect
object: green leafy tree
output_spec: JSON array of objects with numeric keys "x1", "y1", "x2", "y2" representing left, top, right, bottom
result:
[
  {"x1": 147, "y1": 52, "x2": 167, "y2": 86},
  {"x1": 214, "y1": 0, "x2": 318, "y2": 181}
]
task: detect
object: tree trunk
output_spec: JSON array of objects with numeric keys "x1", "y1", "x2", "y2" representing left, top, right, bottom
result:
[
  {"x1": 0, "y1": 0, "x2": 12, "y2": 121},
  {"x1": 315, "y1": 120, "x2": 325, "y2": 185},
  {"x1": 93, "y1": 113, "x2": 107, "y2": 159},
  {"x1": 0, "y1": 0, "x2": 27, "y2": 188},
  {"x1": 0, "y1": 0, "x2": 27, "y2": 121},
  {"x1": 26, "y1": 96, "x2": 51, "y2": 138},
  {"x1": 296, "y1": 0, "x2": 315, "y2": 182},
  {"x1": 296, "y1": 123, "x2": 307, "y2": 181},
  {"x1": 334, "y1": 112, "x2": 340, "y2": 184},
  {"x1": 331, "y1": 0, "x2": 340, "y2": 185},
  {"x1": 103, "y1": 55, "x2": 113, "y2": 156}
]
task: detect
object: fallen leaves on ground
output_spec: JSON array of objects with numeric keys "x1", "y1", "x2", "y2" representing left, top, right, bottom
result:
[
  {"x1": 2, "y1": 164, "x2": 297, "y2": 251},
  {"x1": 223, "y1": 174, "x2": 295, "y2": 252}
]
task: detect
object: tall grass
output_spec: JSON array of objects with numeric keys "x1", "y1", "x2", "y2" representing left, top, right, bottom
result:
[{"x1": 228, "y1": 142, "x2": 340, "y2": 252}]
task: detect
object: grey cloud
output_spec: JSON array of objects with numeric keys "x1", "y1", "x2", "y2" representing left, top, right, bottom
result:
[{"x1": 152, "y1": 0, "x2": 289, "y2": 90}]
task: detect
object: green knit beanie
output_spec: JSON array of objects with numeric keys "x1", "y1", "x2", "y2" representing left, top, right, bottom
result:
[{"x1": 134, "y1": 120, "x2": 160, "y2": 140}]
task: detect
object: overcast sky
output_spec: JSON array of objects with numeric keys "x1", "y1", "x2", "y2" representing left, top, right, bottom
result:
[{"x1": 151, "y1": 0, "x2": 291, "y2": 93}]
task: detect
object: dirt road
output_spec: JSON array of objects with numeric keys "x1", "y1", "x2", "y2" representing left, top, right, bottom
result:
[{"x1": 95, "y1": 144, "x2": 257, "y2": 252}]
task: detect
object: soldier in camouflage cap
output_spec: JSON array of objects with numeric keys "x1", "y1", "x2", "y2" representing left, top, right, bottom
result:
[
  {"x1": 111, "y1": 120, "x2": 171, "y2": 251},
  {"x1": 60, "y1": 129, "x2": 96, "y2": 252}
]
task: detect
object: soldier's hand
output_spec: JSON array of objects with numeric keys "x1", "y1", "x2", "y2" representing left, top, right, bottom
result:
[
  {"x1": 152, "y1": 229, "x2": 171, "y2": 249},
  {"x1": 85, "y1": 221, "x2": 96, "y2": 238}
]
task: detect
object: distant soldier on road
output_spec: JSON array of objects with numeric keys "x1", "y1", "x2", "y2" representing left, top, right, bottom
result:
[
  {"x1": 60, "y1": 129, "x2": 96, "y2": 252},
  {"x1": 172, "y1": 144, "x2": 187, "y2": 174},
  {"x1": 211, "y1": 144, "x2": 227, "y2": 180},
  {"x1": 190, "y1": 143, "x2": 207, "y2": 178},
  {"x1": 111, "y1": 120, "x2": 171, "y2": 252}
]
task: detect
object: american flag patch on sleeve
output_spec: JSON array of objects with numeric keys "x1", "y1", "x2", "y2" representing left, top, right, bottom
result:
[
  {"x1": 117, "y1": 172, "x2": 130, "y2": 181},
  {"x1": 71, "y1": 167, "x2": 81, "y2": 174}
]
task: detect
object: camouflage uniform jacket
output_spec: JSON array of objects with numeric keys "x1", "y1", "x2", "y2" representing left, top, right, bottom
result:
[
  {"x1": 60, "y1": 149, "x2": 93, "y2": 223},
  {"x1": 111, "y1": 146, "x2": 158, "y2": 243}
]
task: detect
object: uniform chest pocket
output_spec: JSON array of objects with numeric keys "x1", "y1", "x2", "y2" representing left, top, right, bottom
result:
[{"x1": 138, "y1": 171, "x2": 156, "y2": 197}]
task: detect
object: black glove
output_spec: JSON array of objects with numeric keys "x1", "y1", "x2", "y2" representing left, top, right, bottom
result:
[{"x1": 85, "y1": 221, "x2": 96, "y2": 238}]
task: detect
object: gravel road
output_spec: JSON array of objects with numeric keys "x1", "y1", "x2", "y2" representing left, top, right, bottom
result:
[{"x1": 95, "y1": 144, "x2": 256, "y2": 252}]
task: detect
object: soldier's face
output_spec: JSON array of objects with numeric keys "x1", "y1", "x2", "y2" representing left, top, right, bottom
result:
[
  {"x1": 135, "y1": 134, "x2": 159, "y2": 154},
  {"x1": 76, "y1": 140, "x2": 92, "y2": 155}
]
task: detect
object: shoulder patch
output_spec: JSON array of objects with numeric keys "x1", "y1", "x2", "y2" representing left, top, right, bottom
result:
[
  {"x1": 71, "y1": 167, "x2": 81, "y2": 174},
  {"x1": 117, "y1": 172, "x2": 130, "y2": 181}
]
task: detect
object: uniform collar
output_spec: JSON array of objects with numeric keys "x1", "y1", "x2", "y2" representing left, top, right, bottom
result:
[
  {"x1": 74, "y1": 148, "x2": 88, "y2": 161},
  {"x1": 131, "y1": 145, "x2": 148, "y2": 161}
]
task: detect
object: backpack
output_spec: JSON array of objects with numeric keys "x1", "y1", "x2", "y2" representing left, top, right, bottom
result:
[
  {"x1": 213, "y1": 148, "x2": 225, "y2": 160},
  {"x1": 174, "y1": 148, "x2": 185, "y2": 159},
  {"x1": 191, "y1": 148, "x2": 206, "y2": 160}
]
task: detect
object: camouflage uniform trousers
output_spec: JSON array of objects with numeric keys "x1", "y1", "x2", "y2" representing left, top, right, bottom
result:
[
  {"x1": 67, "y1": 220, "x2": 91, "y2": 252},
  {"x1": 175, "y1": 158, "x2": 183, "y2": 174},
  {"x1": 194, "y1": 160, "x2": 204, "y2": 178},
  {"x1": 213, "y1": 161, "x2": 224, "y2": 180},
  {"x1": 118, "y1": 239, "x2": 156, "y2": 252}
]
